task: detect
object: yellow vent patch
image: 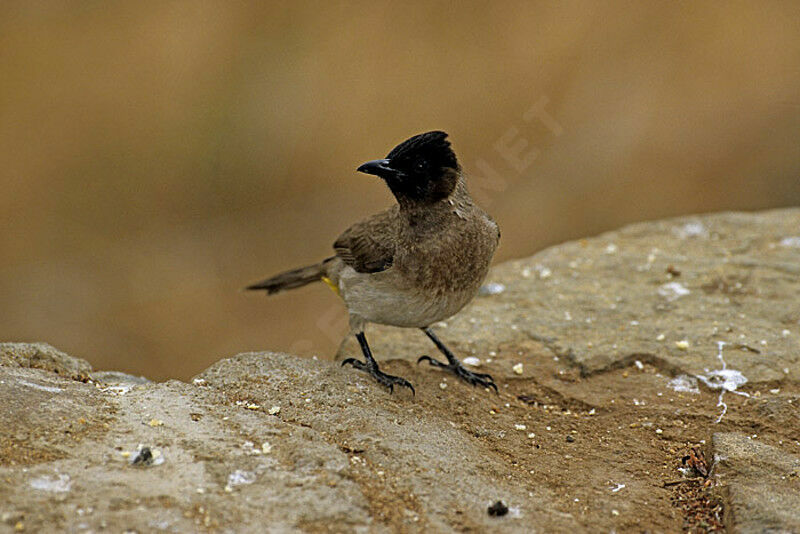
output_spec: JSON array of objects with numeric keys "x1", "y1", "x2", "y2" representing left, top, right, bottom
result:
[{"x1": 321, "y1": 276, "x2": 341, "y2": 297}]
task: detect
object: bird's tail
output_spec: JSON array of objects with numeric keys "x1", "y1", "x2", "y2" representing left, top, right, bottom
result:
[{"x1": 245, "y1": 258, "x2": 334, "y2": 295}]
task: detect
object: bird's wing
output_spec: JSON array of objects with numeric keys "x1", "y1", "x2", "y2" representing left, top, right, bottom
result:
[{"x1": 333, "y1": 207, "x2": 397, "y2": 273}]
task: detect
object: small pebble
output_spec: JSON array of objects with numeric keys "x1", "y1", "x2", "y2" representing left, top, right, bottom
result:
[
  {"x1": 131, "y1": 447, "x2": 153, "y2": 466},
  {"x1": 487, "y1": 500, "x2": 509, "y2": 517},
  {"x1": 148, "y1": 419, "x2": 164, "y2": 427},
  {"x1": 566, "y1": 435, "x2": 575, "y2": 443},
  {"x1": 439, "y1": 382, "x2": 448, "y2": 390},
  {"x1": 268, "y1": 406, "x2": 281, "y2": 415},
  {"x1": 514, "y1": 424, "x2": 526, "y2": 431},
  {"x1": 512, "y1": 363, "x2": 524, "y2": 375},
  {"x1": 675, "y1": 340, "x2": 690, "y2": 350}
]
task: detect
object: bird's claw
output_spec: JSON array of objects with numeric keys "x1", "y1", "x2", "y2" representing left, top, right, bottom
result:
[
  {"x1": 341, "y1": 357, "x2": 365, "y2": 370},
  {"x1": 342, "y1": 358, "x2": 415, "y2": 395},
  {"x1": 417, "y1": 355, "x2": 498, "y2": 392},
  {"x1": 417, "y1": 355, "x2": 446, "y2": 368}
]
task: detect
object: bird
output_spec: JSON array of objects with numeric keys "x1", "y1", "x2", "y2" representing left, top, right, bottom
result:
[{"x1": 246, "y1": 131, "x2": 500, "y2": 394}]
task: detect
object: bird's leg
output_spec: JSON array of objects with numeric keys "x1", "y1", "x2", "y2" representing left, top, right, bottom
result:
[
  {"x1": 418, "y1": 328, "x2": 497, "y2": 392},
  {"x1": 342, "y1": 332, "x2": 415, "y2": 395}
]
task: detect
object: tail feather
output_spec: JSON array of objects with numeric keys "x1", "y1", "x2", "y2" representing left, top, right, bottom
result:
[{"x1": 246, "y1": 258, "x2": 332, "y2": 295}]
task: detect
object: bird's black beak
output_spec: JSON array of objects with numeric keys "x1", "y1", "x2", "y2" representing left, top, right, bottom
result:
[{"x1": 357, "y1": 158, "x2": 397, "y2": 179}]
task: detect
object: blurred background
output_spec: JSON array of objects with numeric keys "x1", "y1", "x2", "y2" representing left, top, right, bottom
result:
[{"x1": 2, "y1": 2, "x2": 799, "y2": 381}]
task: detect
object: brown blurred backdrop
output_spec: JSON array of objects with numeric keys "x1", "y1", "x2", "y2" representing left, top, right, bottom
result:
[{"x1": 2, "y1": 2, "x2": 799, "y2": 381}]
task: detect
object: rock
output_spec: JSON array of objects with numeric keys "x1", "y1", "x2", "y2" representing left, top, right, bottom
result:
[
  {"x1": 0, "y1": 346, "x2": 577, "y2": 532},
  {"x1": 90, "y1": 370, "x2": 151, "y2": 385},
  {"x1": 712, "y1": 433, "x2": 800, "y2": 533},
  {"x1": 2, "y1": 209, "x2": 800, "y2": 532},
  {"x1": 338, "y1": 209, "x2": 800, "y2": 385},
  {"x1": 0, "y1": 342, "x2": 92, "y2": 376},
  {"x1": 0, "y1": 351, "x2": 378, "y2": 532}
]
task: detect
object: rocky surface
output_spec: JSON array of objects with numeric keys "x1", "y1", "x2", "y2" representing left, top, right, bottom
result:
[
  {"x1": 1, "y1": 209, "x2": 799, "y2": 533},
  {"x1": 340, "y1": 209, "x2": 800, "y2": 384},
  {"x1": 712, "y1": 432, "x2": 800, "y2": 533}
]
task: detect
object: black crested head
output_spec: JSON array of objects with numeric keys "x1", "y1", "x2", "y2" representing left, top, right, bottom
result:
[
  {"x1": 385, "y1": 130, "x2": 458, "y2": 169},
  {"x1": 357, "y1": 131, "x2": 460, "y2": 205}
]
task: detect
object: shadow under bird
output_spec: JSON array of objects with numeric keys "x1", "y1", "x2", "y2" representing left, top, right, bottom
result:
[{"x1": 246, "y1": 131, "x2": 500, "y2": 394}]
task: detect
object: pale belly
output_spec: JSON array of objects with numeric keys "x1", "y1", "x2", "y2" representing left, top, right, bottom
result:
[{"x1": 337, "y1": 265, "x2": 476, "y2": 328}]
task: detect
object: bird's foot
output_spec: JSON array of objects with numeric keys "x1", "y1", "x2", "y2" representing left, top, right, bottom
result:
[
  {"x1": 341, "y1": 358, "x2": 415, "y2": 395},
  {"x1": 417, "y1": 356, "x2": 498, "y2": 392}
]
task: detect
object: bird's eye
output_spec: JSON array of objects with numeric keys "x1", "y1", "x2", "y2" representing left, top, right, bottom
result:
[{"x1": 415, "y1": 160, "x2": 427, "y2": 171}]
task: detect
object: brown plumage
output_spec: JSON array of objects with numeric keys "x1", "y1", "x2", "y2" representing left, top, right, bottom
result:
[{"x1": 247, "y1": 131, "x2": 499, "y2": 394}]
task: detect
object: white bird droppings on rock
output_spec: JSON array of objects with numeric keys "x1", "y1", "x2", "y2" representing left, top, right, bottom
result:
[
  {"x1": 225, "y1": 470, "x2": 256, "y2": 492},
  {"x1": 17, "y1": 380, "x2": 63, "y2": 394},
  {"x1": 779, "y1": 236, "x2": 800, "y2": 248},
  {"x1": 479, "y1": 282, "x2": 506, "y2": 296},
  {"x1": 100, "y1": 384, "x2": 133, "y2": 395},
  {"x1": 29, "y1": 474, "x2": 71, "y2": 493},
  {"x1": 535, "y1": 265, "x2": 552, "y2": 279},
  {"x1": 673, "y1": 221, "x2": 708, "y2": 239},
  {"x1": 668, "y1": 375, "x2": 700, "y2": 394},
  {"x1": 658, "y1": 282, "x2": 691, "y2": 301},
  {"x1": 696, "y1": 342, "x2": 750, "y2": 423}
]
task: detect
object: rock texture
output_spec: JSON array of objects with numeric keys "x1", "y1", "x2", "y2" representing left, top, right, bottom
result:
[
  {"x1": 1, "y1": 209, "x2": 799, "y2": 533},
  {"x1": 712, "y1": 432, "x2": 800, "y2": 533},
  {"x1": 340, "y1": 209, "x2": 800, "y2": 384}
]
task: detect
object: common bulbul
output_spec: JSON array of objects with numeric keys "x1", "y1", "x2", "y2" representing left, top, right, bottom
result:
[{"x1": 246, "y1": 131, "x2": 500, "y2": 394}]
